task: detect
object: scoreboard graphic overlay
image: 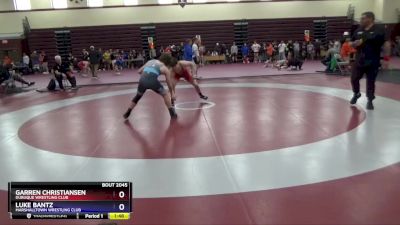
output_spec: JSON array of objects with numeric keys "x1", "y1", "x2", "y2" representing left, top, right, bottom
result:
[{"x1": 8, "y1": 182, "x2": 132, "y2": 220}]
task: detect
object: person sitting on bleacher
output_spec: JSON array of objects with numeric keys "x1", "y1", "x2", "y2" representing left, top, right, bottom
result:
[
  {"x1": 0, "y1": 64, "x2": 35, "y2": 87},
  {"x1": 44, "y1": 55, "x2": 77, "y2": 91}
]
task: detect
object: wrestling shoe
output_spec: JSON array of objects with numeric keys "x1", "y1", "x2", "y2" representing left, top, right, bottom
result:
[
  {"x1": 123, "y1": 108, "x2": 132, "y2": 119},
  {"x1": 350, "y1": 93, "x2": 361, "y2": 105},
  {"x1": 200, "y1": 94, "x2": 208, "y2": 100},
  {"x1": 169, "y1": 108, "x2": 178, "y2": 119},
  {"x1": 171, "y1": 112, "x2": 178, "y2": 119},
  {"x1": 366, "y1": 101, "x2": 374, "y2": 110},
  {"x1": 28, "y1": 82, "x2": 35, "y2": 87},
  {"x1": 171, "y1": 98, "x2": 175, "y2": 106}
]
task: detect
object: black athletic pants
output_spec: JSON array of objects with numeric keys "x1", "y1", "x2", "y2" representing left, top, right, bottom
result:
[
  {"x1": 351, "y1": 65, "x2": 379, "y2": 100},
  {"x1": 55, "y1": 73, "x2": 77, "y2": 89}
]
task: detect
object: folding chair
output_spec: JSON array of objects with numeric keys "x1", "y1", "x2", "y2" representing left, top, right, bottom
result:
[
  {"x1": 327, "y1": 54, "x2": 347, "y2": 75},
  {"x1": 332, "y1": 54, "x2": 351, "y2": 76},
  {"x1": 337, "y1": 61, "x2": 351, "y2": 76}
]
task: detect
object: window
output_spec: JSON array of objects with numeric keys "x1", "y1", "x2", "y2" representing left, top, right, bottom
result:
[
  {"x1": 13, "y1": 0, "x2": 31, "y2": 10},
  {"x1": 52, "y1": 0, "x2": 68, "y2": 9},
  {"x1": 124, "y1": 0, "x2": 138, "y2": 5},
  {"x1": 88, "y1": 0, "x2": 103, "y2": 7},
  {"x1": 158, "y1": 0, "x2": 173, "y2": 4}
]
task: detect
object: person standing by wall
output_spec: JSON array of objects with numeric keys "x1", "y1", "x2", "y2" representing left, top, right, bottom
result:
[
  {"x1": 350, "y1": 11, "x2": 385, "y2": 110},
  {"x1": 230, "y1": 42, "x2": 238, "y2": 63},
  {"x1": 241, "y1": 43, "x2": 250, "y2": 64},
  {"x1": 293, "y1": 41, "x2": 300, "y2": 59},
  {"x1": 199, "y1": 42, "x2": 206, "y2": 66},
  {"x1": 192, "y1": 37, "x2": 200, "y2": 78},
  {"x1": 278, "y1": 41, "x2": 287, "y2": 60},
  {"x1": 88, "y1": 46, "x2": 101, "y2": 79},
  {"x1": 39, "y1": 51, "x2": 49, "y2": 74},
  {"x1": 251, "y1": 41, "x2": 261, "y2": 63},
  {"x1": 307, "y1": 42, "x2": 315, "y2": 60},
  {"x1": 184, "y1": 39, "x2": 193, "y2": 62},
  {"x1": 31, "y1": 51, "x2": 40, "y2": 73},
  {"x1": 314, "y1": 39, "x2": 322, "y2": 59},
  {"x1": 22, "y1": 53, "x2": 30, "y2": 67}
]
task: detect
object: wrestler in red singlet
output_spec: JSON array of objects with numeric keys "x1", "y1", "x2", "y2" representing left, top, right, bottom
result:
[{"x1": 171, "y1": 60, "x2": 208, "y2": 104}]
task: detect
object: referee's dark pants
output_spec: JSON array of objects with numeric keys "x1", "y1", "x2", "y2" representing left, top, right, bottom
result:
[{"x1": 351, "y1": 65, "x2": 379, "y2": 100}]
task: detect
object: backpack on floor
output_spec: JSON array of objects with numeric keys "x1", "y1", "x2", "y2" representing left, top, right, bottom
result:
[{"x1": 47, "y1": 79, "x2": 56, "y2": 91}]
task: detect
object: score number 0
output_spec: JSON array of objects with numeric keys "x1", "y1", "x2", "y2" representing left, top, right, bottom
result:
[{"x1": 118, "y1": 191, "x2": 125, "y2": 211}]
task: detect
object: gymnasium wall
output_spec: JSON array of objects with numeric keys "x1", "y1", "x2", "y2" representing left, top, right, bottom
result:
[
  {"x1": 0, "y1": 0, "x2": 382, "y2": 34},
  {"x1": 26, "y1": 16, "x2": 351, "y2": 63}
]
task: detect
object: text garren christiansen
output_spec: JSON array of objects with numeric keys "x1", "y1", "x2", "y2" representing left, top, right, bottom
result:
[{"x1": 15, "y1": 189, "x2": 87, "y2": 196}]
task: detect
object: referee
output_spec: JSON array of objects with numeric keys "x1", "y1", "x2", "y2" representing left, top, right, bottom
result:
[{"x1": 350, "y1": 12, "x2": 386, "y2": 110}]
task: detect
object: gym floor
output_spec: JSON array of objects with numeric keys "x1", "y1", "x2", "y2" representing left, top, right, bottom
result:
[{"x1": 1, "y1": 73, "x2": 400, "y2": 225}]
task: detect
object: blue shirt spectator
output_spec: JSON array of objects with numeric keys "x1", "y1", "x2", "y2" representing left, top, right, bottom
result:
[
  {"x1": 241, "y1": 44, "x2": 249, "y2": 57},
  {"x1": 184, "y1": 43, "x2": 193, "y2": 61}
]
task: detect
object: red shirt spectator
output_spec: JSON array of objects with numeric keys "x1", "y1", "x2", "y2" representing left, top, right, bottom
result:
[
  {"x1": 341, "y1": 40, "x2": 356, "y2": 60},
  {"x1": 3, "y1": 55, "x2": 12, "y2": 66}
]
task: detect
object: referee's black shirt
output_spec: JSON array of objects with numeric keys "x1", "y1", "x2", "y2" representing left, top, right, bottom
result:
[{"x1": 352, "y1": 24, "x2": 385, "y2": 68}]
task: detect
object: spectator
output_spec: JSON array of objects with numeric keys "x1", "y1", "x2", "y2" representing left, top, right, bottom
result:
[
  {"x1": 287, "y1": 40, "x2": 294, "y2": 56},
  {"x1": 67, "y1": 52, "x2": 76, "y2": 72},
  {"x1": 184, "y1": 39, "x2": 193, "y2": 61},
  {"x1": 230, "y1": 42, "x2": 239, "y2": 63},
  {"x1": 165, "y1": 45, "x2": 172, "y2": 54},
  {"x1": 251, "y1": 41, "x2": 261, "y2": 63},
  {"x1": 110, "y1": 49, "x2": 117, "y2": 72},
  {"x1": 103, "y1": 50, "x2": 111, "y2": 71},
  {"x1": 122, "y1": 50, "x2": 129, "y2": 68},
  {"x1": 225, "y1": 48, "x2": 231, "y2": 64},
  {"x1": 221, "y1": 43, "x2": 227, "y2": 56},
  {"x1": 199, "y1": 43, "x2": 206, "y2": 66},
  {"x1": 293, "y1": 41, "x2": 300, "y2": 59},
  {"x1": 301, "y1": 42, "x2": 307, "y2": 59},
  {"x1": 340, "y1": 38, "x2": 356, "y2": 61},
  {"x1": 171, "y1": 45, "x2": 179, "y2": 59},
  {"x1": 78, "y1": 49, "x2": 90, "y2": 76},
  {"x1": 128, "y1": 50, "x2": 135, "y2": 69},
  {"x1": 214, "y1": 43, "x2": 222, "y2": 55},
  {"x1": 0, "y1": 64, "x2": 35, "y2": 87},
  {"x1": 192, "y1": 37, "x2": 200, "y2": 65},
  {"x1": 241, "y1": 43, "x2": 250, "y2": 64},
  {"x1": 22, "y1": 53, "x2": 30, "y2": 67},
  {"x1": 307, "y1": 42, "x2": 315, "y2": 60},
  {"x1": 178, "y1": 42, "x2": 184, "y2": 60},
  {"x1": 44, "y1": 55, "x2": 77, "y2": 91},
  {"x1": 322, "y1": 42, "x2": 341, "y2": 71},
  {"x1": 39, "y1": 51, "x2": 49, "y2": 74},
  {"x1": 88, "y1": 46, "x2": 101, "y2": 78},
  {"x1": 278, "y1": 41, "x2": 287, "y2": 60},
  {"x1": 272, "y1": 41, "x2": 279, "y2": 60},
  {"x1": 314, "y1": 39, "x2": 322, "y2": 59},
  {"x1": 115, "y1": 53, "x2": 124, "y2": 74},
  {"x1": 31, "y1": 51, "x2": 40, "y2": 73},
  {"x1": 265, "y1": 43, "x2": 275, "y2": 65},
  {"x1": 3, "y1": 55, "x2": 13, "y2": 67}
]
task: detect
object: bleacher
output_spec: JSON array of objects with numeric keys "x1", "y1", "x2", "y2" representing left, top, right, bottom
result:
[{"x1": 27, "y1": 16, "x2": 352, "y2": 62}]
